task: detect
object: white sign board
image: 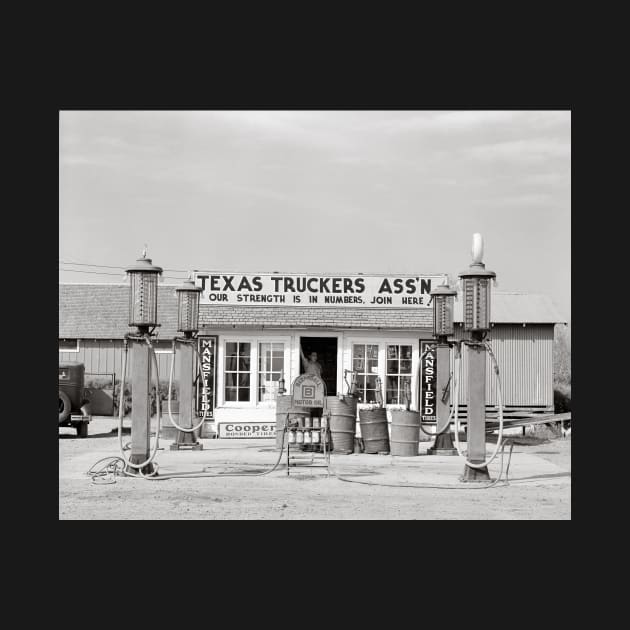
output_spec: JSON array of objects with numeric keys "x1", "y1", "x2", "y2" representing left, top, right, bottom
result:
[
  {"x1": 194, "y1": 272, "x2": 447, "y2": 309},
  {"x1": 217, "y1": 422, "x2": 276, "y2": 439}
]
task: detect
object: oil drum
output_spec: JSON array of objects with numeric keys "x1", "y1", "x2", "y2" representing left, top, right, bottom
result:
[
  {"x1": 359, "y1": 407, "x2": 390, "y2": 454},
  {"x1": 390, "y1": 410, "x2": 421, "y2": 456},
  {"x1": 327, "y1": 396, "x2": 357, "y2": 453}
]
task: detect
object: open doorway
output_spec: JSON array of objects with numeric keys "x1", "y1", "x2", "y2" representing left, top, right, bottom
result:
[{"x1": 299, "y1": 336, "x2": 338, "y2": 396}]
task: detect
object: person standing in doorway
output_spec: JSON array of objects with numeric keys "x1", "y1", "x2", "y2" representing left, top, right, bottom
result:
[{"x1": 300, "y1": 345, "x2": 323, "y2": 379}]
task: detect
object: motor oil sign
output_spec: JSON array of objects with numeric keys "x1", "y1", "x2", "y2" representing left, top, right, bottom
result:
[
  {"x1": 291, "y1": 374, "x2": 325, "y2": 407},
  {"x1": 420, "y1": 341, "x2": 437, "y2": 419}
]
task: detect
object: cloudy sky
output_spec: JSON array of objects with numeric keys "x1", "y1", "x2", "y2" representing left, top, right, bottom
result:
[{"x1": 59, "y1": 110, "x2": 571, "y2": 319}]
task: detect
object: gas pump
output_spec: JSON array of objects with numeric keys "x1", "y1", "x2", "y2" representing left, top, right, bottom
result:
[
  {"x1": 118, "y1": 250, "x2": 164, "y2": 476},
  {"x1": 455, "y1": 233, "x2": 504, "y2": 482},
  {"x1": 423, "y1": 283, "x2": 458, "y2": 456},
  {"x1": 167, "y1": 277, "x2": 206, "y2": 451}
]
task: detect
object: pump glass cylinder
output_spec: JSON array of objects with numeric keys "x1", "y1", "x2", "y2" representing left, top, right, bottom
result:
[
  {"x1": 177, "y1": 289, "x2": 200, "y2": 333},
  {"x1": 129, "y1": 271, "x2": 158, "y2": 327},
  {"x1": 433, "y1": 294, "x2": 454, "y2": 336},
  {"x1": 463, "y1": 277, "x2": 491, "y2": 331}
]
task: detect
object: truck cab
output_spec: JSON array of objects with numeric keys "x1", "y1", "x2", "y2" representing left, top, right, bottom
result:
[{"x1": 59, "y1": 361, "x2": 92, "y2": 438}]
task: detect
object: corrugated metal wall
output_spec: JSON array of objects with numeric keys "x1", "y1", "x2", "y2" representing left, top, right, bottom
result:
[
  {"x1": 59, "y1": 340, "x2": 180, "y2": 387},
  {"x1": 449, "y1": 324, "x2": 554, "y2": 408}
]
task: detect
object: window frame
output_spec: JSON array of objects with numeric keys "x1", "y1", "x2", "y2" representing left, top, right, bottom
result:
[
  {"x1": 385, "y1": 342, "x2": 414, "y2": 406},
  {"x1": 218, "y1": 335, "x2": 291, "y2": 408},
  {"x1": 346, "y1": 337, "x2": 419, "y2": 411},
  {"x1": 351, "y1": 342, "x2": 381, "y2": 404}
]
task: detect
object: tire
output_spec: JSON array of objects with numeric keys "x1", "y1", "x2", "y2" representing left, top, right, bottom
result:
[
  {"x1": 59, "y1": 391, "x2": 71, "y2": 424},
  {"x1": 77, "y1": 422, "x2": 88, "y2": 438}
]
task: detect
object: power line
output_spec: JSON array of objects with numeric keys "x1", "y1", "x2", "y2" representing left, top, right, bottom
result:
[
  {"x1": 59, "y1": 267, "x2": 186, "y2": 280},
  {"x1": 59, "y1": 260, "x2": 191, "y2": 273}
]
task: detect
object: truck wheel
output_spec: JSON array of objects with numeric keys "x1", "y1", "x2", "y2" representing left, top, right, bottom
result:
[
  {"x1": 59, "y1": 391, "x2": 71, "y2": 424},
  {"x1": 77, "y1": 422, "x2": 88, "y2": 438}
]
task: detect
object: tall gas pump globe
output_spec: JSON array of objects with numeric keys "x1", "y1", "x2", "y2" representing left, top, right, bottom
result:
[
  {"x1": 431, "y1": 284, "x2": 457, "y2": 337},
  {"x1": 126, "y1": 252, "x2": 163, "y2": 332},
  {"x1": 176, "y1": 278, "x2": 202, "y2": 337}
]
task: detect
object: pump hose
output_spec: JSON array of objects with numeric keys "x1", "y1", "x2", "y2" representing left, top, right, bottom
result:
[
  {"x1": 114, "y1": 334, "x2": 161, "y2": 477},
  {"x1": 327, "y1": 439, "x2": 513, "y2": 489},
  {"x1": 87, "y1": 413, "x2": 289, "y2": 483},
  {"x1": 166, "y1": 338, "x2": 208, "y2": 433},
  {"x1": 451, "y1": 340, "x2": 505, "y2": 469}
]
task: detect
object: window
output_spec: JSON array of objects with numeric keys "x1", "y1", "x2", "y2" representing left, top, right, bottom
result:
[
  {"x1": 258, "y1": 342, "x2": 284, "y2": 402},
  {"x1": 59, "y1": 339, "x2": 79, "y2": 353},
  {"x1": 224, "y1": 342, "x2": 251, "y2": 402},
  {"x1": 386, "y1": 344, "x2": 413, "y2": 405},
  {"x1": 352, "y1": 344, "x2": 380, "y2": 403}
]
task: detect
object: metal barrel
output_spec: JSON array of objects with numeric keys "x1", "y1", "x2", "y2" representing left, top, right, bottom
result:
[
  {"x1": 275, "y1": 395, "x2": 309, "y2": 450},
  {"x1": 390, "y1": 410, "x2": 421, "y2": 456},
  {"x1": 327, "y1": 395, "x2": 357, "y2": 453},
  {"x1": 359, "y1": 407, "x2": 390, "y2": 454}
]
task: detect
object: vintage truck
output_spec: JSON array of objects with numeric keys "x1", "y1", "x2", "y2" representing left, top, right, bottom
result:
[{"x1": 59, "y1": 361, "x2": 92, "y2": 438}]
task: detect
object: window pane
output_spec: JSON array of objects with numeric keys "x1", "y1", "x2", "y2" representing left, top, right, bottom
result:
[
  {"x1": 387, "y1": 375, "x2": 399, "y2": 392},
  {"x1": 353, "y1": 344, "x2": 365, "y2": 359},
  {"x1": 238, "y1": 387, "x2": 250, "y2": 402},
  {"x1": 367, "y1": 358, "x2": 378, "y2": 372},
  {"x1": 239, "y1": 356, "x2": 251, "y2": 371},
  {"x1": 239, "y1": 342, "x2": 251, "y2": 356},
  {"x1": 239, "y1": 373, "x2": 250, "y2": 387},
  {"x1": 272, "y1": 357, "x2": 283, "y2": 372},
  {"x1": 386, "y1": 390, "x2": 399, "y2": 405},
  {"x1": 387, "y1": 360, "x2": 398, "y2": 374},
  {"x1": 367, "y1": 345, "x2": 379, "y2": 359},
  {"x1": 225, "y1": 387, "x2": 237, "y2": 401},
  {"x1": 225, "y1": 372, "x2": 237, "y2": 387},
  {"x1": 226, "y1": 342, "x2": 238, "y2": 357},
  {"x1": 401, "y1": 346, "x2": 412, "y2": 360},
  {"x1": 366, "y1": 375, "x2": 378, "y2": 390},
  {"x1": 225, "y1": 357, "x2": 237, "y2": 371},
  {"x1": 353, "y1": 358, "x2": 365, "y2": 372},
  {"x1": 387, "y1": 345, "x2": 399, "y2": 359},
  {"x1": 400, "y1": 359, "x2": 412, "y2": 374},
  {"x1": 401, "y1": 376, "x2": 412, "y2": 400}
]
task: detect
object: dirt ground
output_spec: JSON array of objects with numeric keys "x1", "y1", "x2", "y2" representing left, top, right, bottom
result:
[{"x1": 59, "y1": 417, "x2": 571, "y2": 520}]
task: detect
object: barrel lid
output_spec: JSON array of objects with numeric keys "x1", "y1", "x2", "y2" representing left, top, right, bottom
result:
[{"x1": 59, "y1": 361, "x2": 85, "y2": 368}]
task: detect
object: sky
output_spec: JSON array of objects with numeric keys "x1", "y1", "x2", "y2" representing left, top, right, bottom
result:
[{"x1": 59, "y1": 110, "x2": 571, "y2": 320}]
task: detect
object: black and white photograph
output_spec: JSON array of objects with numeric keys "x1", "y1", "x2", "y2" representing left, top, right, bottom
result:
[{"x1": 59, "y1": 110, "x2": 571, "y2": 520}]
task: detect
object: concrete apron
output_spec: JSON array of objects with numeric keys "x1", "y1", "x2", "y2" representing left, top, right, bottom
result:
[{"x1": 61, "y1": 427, "x2": 570, "y2": 487}]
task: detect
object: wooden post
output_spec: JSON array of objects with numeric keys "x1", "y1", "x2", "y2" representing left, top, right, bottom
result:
[
  {"x1": 461, "y1": 334, "x2": 491, "y2": 481},
  {"x1": 129, "y1": 337, "x2": 154, "y2": 474}
]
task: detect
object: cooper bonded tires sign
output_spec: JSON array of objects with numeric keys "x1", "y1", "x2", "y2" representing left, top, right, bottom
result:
[{"x1": 218, "y1": 422, "x2": 276, "y2": 438}]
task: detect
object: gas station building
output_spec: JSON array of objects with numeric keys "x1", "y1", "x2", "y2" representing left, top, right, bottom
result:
[{"x1": 59, "y1": 274, "x2": 566, "y2": 433}]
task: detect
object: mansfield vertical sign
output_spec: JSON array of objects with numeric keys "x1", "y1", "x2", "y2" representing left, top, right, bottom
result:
[{"x1": 194, "y1": 272, "x2": 447, "y2": 308}]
